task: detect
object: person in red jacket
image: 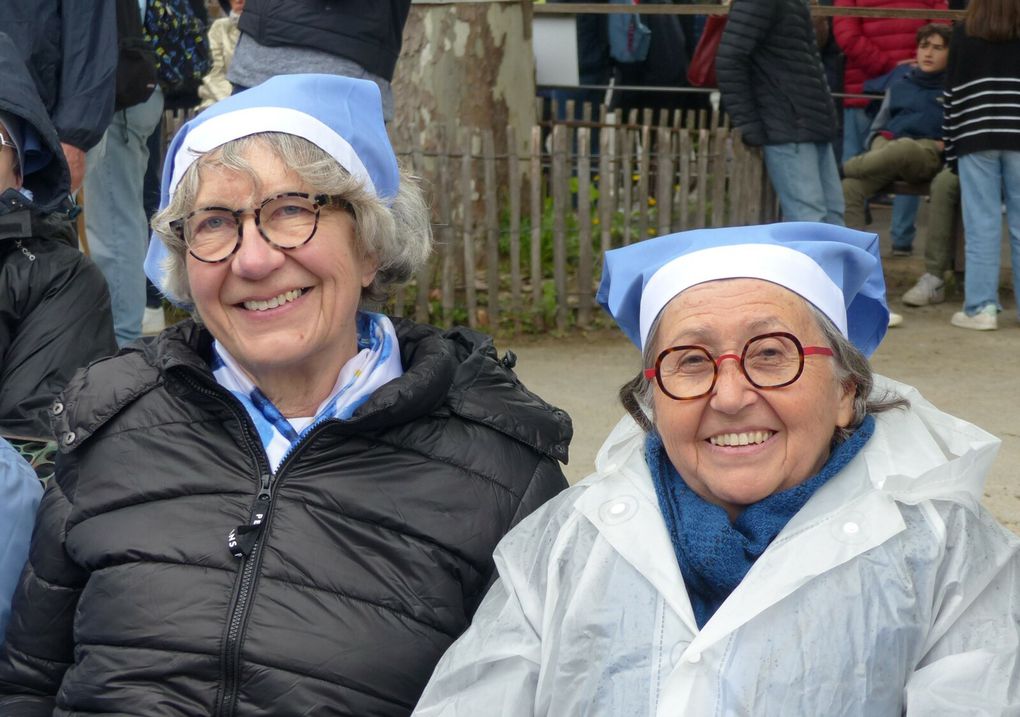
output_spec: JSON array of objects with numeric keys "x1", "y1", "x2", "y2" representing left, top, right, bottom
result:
[{"x1": 833, "y1": 0, "x2": 947, "y2": 255}]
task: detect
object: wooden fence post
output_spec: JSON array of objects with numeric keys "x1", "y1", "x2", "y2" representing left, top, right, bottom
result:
[
  {"x1": 636, "y1": 121, "x2": 652, "y2": 242},
  {"x1": 437, "y1": 127, "x2": 455, "y2": 327},
  {"x1": 710, "y1": 127, "x2": 728, "y2": 228},
  {"x1": 678, "y1": 127, "x2": 691, "y2": 231},
  {"x1": 551, "y1": 124, "x2": 569, "y2": 332},
  {"x1": 695, "y1": 128, "x2": 710, "y2": 228},
  {"x1": 507, "y1": 124, "x2": 522, "y2": 333},
  {"x1": 620, "y1": 111, "x2": 636, "y2": 245},
  {"x1": 656, "y1": 125, "x2": 674, "y2": 237},
  {"x1": 529, "y1": 125, "x2": 544, "y2": 329},
  {"x1": 598, "y1": 111, "x2": 614, "y2": 259},
  {"x1": 577, "y1": 126, "x2": 593, "y2": 328},
  {"x1": 411, "y1": 132, "x2": 431, "y2": 323},
  {"x1": 460, "y1": 127, "x2": 477, "y2": 328},
  {"x1": 482, "y1": 129, "x2": 500, "y2": 331}
]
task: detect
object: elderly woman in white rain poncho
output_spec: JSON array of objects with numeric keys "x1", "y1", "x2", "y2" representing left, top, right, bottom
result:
[{"x1": 414, "y1": 223, "x2": 1020, "y2": 716}]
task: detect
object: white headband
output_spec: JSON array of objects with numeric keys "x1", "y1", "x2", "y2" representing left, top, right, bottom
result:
[
  {"x1": 638, "y1": 243, "x2": 848, "y2": 349},
  {"x1": 167, "y1": 106, "x2": 376, "y2": 201}
]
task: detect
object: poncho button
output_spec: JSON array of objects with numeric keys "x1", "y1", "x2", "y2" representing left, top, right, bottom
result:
[
  {"x1": 51, "y1": 401, "x2": 64, "y2": 416},
  {"x1": 687, "y1": 651, "x2": 702, "y2": 664},
  {"x1": 599, "y1": 496, "x2": 637, "y2": 524},
  {"x1": 63, "y1": 431, "x2": 76, "y2": 445},
  {"x1": 842, "y1": 521, "x2": 860, "y2": 535}
]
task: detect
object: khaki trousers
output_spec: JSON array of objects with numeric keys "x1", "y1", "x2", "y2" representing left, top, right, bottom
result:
[{"x1": 841, "y1": 136, "x2": 943, "y2": 229}]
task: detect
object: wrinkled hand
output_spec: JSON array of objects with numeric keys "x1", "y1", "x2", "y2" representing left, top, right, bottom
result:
[{"x1": 60, "y1": 142, "x2": 86, "y2": 193}]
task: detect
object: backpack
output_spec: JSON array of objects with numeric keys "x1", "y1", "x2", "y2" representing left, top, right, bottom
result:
[
  {"x1": 143, "y1": 0, "x2": 212, "y2": 96},
  {"x1": 114, "y1": 0, "x2": 159, "y2": 110},
  {"x1": 608, "y1": 0, "x2": 652, "y2": 64}
]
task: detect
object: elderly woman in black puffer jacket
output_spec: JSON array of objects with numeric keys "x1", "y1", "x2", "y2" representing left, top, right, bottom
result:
[{"x1": 0, "y1": 74, "x2": 570, "y2": 716}]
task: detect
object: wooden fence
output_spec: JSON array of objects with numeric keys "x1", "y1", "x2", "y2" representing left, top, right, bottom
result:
[{"x1": 388, "y1": 106, "x2": 778, "y2": 333}]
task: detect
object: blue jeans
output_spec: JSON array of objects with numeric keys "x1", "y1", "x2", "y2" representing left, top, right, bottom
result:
[
  {"x1": 890, "y1": 195, "x2": 919, "y2": 252},
  {"x1": 958, "y1": 150, "x2": 1020, "y2": 317},
  {"x1": 84, "y1": 88, "x2": 165, "y2": 346},
  {"x1": 842, "y1": 107, "x2": 871, "y2": 164},
  {"x1": 763, "y1": 142, "x2": 845, "y2": 225}
]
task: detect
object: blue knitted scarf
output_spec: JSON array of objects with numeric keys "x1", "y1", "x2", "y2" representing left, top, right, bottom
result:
[{"x1": 647, "y1": 415, "x2": 875, "y2": 629}]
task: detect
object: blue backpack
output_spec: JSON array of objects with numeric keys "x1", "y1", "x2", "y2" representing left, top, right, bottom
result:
[
  {"x1": 143, "y1": 0, "x2": 212, "y2": 95},
  {"x1": 608, "y1": 0, "x2": 652, "y2": 64}
]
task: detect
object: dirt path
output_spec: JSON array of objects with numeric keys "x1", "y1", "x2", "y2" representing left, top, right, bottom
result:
[{"x1": 506, "y1": 296, "x2": 1020, "y2": 535}]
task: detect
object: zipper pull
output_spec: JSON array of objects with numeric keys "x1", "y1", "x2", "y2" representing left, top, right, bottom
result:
[
  {"x1": 227, "y1": 524, "x2": 261, "y2": 558},
  {"x1": 255, "y1": 473, "x2": 271, "y2": 507},
  {"x1": 227, "y1": 474, "x2": 273, "y2": 558}
]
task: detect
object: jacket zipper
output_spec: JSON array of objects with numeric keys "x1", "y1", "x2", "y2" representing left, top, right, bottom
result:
[
  {"x1": 175, "y1": 372, "x2": 274, "y2": 717},
  {"x1": 177, "y1": 371, "x2": 337, "y2": 716},
  {"x1": 217, "y1": 422, "x2": 335, "y2": 716},
  {"x1": 219, "y1": 471, "x2": 272, "y2": 717}
]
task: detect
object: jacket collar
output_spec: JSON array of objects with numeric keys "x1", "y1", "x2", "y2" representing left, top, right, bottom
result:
[{"x1": 55, "y1": 318, "x2": 572, "y2": 464}]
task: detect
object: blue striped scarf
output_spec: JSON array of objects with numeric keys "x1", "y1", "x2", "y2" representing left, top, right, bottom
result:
[{"x1": 211, "y1": 311, "x2": 402, "y2": 472}]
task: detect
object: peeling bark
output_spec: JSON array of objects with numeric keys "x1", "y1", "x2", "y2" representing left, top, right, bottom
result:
[{"x1": 392, "y1": 1, "x2": 536, "y2": 159}]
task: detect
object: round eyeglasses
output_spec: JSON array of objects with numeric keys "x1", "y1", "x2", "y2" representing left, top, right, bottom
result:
[
  {"x1": 643, "y1": 332, "x2": 834, "y2": 401},
  {"x1": 170, "y1": 192, "x2": 348, "y2": 263}
]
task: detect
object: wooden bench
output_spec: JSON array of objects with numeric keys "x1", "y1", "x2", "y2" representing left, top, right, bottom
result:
[{"x1": 885, "y1": 180, "x2": 964, "y2": 273}]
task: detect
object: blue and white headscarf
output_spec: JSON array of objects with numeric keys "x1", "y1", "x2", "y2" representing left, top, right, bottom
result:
[{"x1": 211, "y1": 311, "x2": 402, "y2": 472}]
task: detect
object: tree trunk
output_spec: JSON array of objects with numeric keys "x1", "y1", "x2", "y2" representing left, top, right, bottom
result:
[{"x1": 392, "y1": 0, "x2": 536, "y2": 157}]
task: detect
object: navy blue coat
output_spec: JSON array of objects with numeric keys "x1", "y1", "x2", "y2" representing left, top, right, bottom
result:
[{"x1": 4, "y1": 1, "x2": 116, "y2": 152}]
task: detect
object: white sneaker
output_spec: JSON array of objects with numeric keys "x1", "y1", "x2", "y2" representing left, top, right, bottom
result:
[
  {"x1": 951, "y1": 304, "x2": 998, "y2": 331},
  {"x1": 888, "y1": 312, "x2": 903, "y2": 328},
  {"x1": 902, "y1": 273, "x2": 945, "y2": 306},
  {"x1": 142, "y1": 306, "x2": 166, "y2": 335}
]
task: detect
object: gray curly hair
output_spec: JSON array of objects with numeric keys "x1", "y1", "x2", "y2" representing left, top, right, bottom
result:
[
  {"x1": 619, "y1": 296, "x2": 906, "y2": 443},
  {"x1": 150, "y1": 132, "x2": 432, "y2": 307}
]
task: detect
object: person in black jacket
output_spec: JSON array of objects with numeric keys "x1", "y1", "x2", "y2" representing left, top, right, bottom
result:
[
  {"x1": 227, "y1": 0, "x2": 411, "y2": 122},
  {"x1": 716, "y1": 0, "x2": 845, "y2": 225},
  {"x1": 0, "y1": 33, "x2": 117, "y2": 475},
  {"x1": 0, "y1": 73, "x2": 571, "y2": 716},
  {"x1": 5, "y1": 1, "x2": 116, "y2": 192}
]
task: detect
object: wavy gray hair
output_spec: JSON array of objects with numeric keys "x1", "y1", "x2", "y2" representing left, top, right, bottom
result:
[
  {"x1": 619, "y1": 295, "x2": 907, "y2": 442},
  {"x1": 150, "y1": 132, "x2": 432, "y2": 307}
]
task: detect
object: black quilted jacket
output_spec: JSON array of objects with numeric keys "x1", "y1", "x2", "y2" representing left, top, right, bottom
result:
[
  {"x1": 0, "y1": 319, "x2": 571, "y2": 716},
  {"x1": 716, "y1": 0, "x2": 839, "y2": 146}
]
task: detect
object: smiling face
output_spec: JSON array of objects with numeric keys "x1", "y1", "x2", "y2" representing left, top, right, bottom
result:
[
  {"x1": 650, "y1": 279, "x2": 854, "y2": 520},
  {"x1": 916, "y1": 33, "x2": 949, "y2": 73},
  {"x1": 186, "y1": 142, "x2": 377, "y2": 389}
]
